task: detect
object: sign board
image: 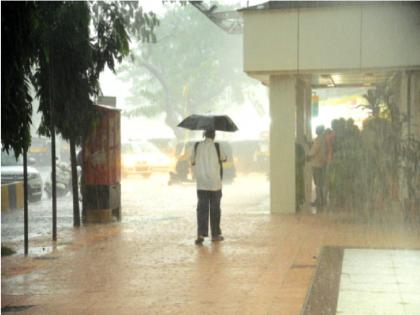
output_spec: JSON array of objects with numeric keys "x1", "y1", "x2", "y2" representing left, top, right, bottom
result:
[
  {"x1": 311, "y1": 95, "x2": 319, "y2": 117},
  {"x1": 83, "y1": 105, "x2": 121, "y2": 185},
  {"x1": 97, "y1": 96, "x2": 117, "y2": 107}
]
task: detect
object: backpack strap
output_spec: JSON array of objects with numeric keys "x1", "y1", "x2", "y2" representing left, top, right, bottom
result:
[
  {"x1": 214, "y1": 143, "x2": 223, "y2": 179},
  {"x1": 191, "y1": 142, "x2": 199, "y2": 166},
  {"x1": 194, "y1": 142, "x2": 199, "y2": 162}
]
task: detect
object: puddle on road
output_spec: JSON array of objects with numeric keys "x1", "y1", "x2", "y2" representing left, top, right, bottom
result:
[
  {"x1": 123, "y1": 216, "x2": 181, "y2": 224},
  {"x1": 15, "y1": 245, "x2": 66, "y2": 257}
]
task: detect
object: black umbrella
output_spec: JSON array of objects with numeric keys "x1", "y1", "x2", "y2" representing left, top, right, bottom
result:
[{"x1": 177, "y1": 114, "x2": 238, "y2": 132}]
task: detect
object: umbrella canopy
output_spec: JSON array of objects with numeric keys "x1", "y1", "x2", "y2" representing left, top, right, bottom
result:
[{"x1": 177, "y1": 114, "x2": 238, "y2": 132}]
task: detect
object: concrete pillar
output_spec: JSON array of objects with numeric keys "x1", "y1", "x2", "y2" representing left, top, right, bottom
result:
[
  {"x1": 269, "y1": 75, "x2": 296, "y2": 213},
  {"x1": 412, "y1": 71, "x2": 420, "y2": 201},
  {"x1": 304, "y1": 84, "x2": 313, "y2": 142},
  {"x1": 399, "y1": 72, "x2": 410, "y2": 141},
  {"x1": 296, "y1": 80, "x2": 305, "y2": 144},
  {"x1": 296, "y1": 79, "x2": 305, "y2": 212},
  {"x1": 304, "y1": 83, "x2": 313, "y2": 211},
  {"x1": 396, "y1": 71, "x2": 412, "y2": 203},
  {"x1": 410, "y1": 71, "x2": 420, "y2": 141}
]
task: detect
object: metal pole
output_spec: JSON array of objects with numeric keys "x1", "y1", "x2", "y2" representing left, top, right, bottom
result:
[
  {"x1": 23, "y1": 150, "x2": 29, "y2": 256},
  {"x1": 407, "y1": 71, "x2": 412, "y2": 138},
  {"x1": 49, "y1": 54, "x2": 57, "y2": 242},
  {"x1": 51, "y1": 124, "x2": 57, "y2": 241},
  {"x1": 70, "y1": 138, "x2": 80, "y2": 226}
]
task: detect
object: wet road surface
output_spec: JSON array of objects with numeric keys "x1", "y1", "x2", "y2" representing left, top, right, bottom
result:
[{"x1": 2, "y1": 173, "x2": 420, "y2": 315}]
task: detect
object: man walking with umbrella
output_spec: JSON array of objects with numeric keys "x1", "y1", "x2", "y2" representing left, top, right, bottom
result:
[
  {"x1": 177, "y1": 114, "x2": 238, "y2": 245},
  {"x1": 191, "y1": 129, "x2": 227, "y2": 245}
]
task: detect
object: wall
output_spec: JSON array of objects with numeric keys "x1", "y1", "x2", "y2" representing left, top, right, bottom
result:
[{"x1": 243, "y1": 3, "x2": 420, "y2": 74}]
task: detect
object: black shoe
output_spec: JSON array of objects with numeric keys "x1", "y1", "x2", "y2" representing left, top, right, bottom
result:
[
  {"x1": 211, "y1": 235, "x2": 224, "y2": 242},
  {"x1": 195, "y1": 236, "x2": 204, "y2": 245}
]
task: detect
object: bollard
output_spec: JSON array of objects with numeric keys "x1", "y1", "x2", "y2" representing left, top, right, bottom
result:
[{"x1": 1, "y1": 181, "x2": 24, "y2": 211}]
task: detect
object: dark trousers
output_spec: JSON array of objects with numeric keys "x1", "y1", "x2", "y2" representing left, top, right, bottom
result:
[
  {"x1": 196, "y1": 190, "x2": 222, "y2": 237},
  {"x1": 312, "y1": 167, "x2": 327, "y2": 208}
]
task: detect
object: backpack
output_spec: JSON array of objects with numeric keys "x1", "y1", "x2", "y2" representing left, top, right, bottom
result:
[{"x1": 194, "y1": 142, "x2": 223, "y2": 179}]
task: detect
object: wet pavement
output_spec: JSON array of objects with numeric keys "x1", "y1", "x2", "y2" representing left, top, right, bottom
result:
[
  {"x1": 1, "y1": 166, "x2": 74, "y2": 243},
  {"x1": 2, "y1": 174, "x2": 420, "y2": 314}
]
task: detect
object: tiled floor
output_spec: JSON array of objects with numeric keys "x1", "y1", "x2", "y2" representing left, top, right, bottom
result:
[{"x1": 337, "y1": 249, "x2": 420, "y2": 315}]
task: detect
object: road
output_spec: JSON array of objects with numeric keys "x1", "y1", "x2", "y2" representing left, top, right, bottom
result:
[
  {"x1": 1, "y1": 172, "x2": 269, "y2": 245},
  {"x1": 1, "y1": 166, "x2": 74, "y2": 243}
]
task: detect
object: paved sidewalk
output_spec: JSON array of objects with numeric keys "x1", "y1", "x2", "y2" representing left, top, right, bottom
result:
[{"x1": 2, "y1": 208, "x2": 420, "y2": 315}]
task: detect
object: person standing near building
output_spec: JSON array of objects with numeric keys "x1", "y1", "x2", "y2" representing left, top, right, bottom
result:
[
  {"x1": 323, "y1": 127, "x2": 335, "y2": 207},
  {"x1": 191, "y1": 129, "x2": 227, "y2": 245},
  {"x1": 307, "y1": 125, "x2": 327, "y2": 210}
]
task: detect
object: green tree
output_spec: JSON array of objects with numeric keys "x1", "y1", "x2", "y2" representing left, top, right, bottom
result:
[
  {"x1": 31, "y1": 2, "x2": 97, "y2": 227},
  {"x1": 118, "y1": 4, "x2": 257, "y2": 138},
  {"x1": 34, "y1": 1, "x2": 159, "y2": 141},
  {"x1": 33, "y1": 1, "x2": 158, "y2": 226},
  {"x1": 1, "y1": 2, "x2": 37, "y2": 156},
  {"x1": 2, "y1": 1, "x2": 158, "y2": 156},
  {"x1": 2, "y1": 1, "x2": 158, "y2": 227}
]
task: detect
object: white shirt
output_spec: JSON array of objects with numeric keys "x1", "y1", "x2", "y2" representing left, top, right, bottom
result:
[{"x1": 190, "y1": 138, "x2": 227, "y2": 191}]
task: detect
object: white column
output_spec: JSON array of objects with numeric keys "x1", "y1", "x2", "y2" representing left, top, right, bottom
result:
[
  {"x1": 304, "y1": 84, "x2": 313, "y2": 142},
  {"x1": 296, "y1": 80, "x2": 305, "y2": 144},
  {"x1": 304, "y1": 83, "x2": 313, "y2": 212},
  {"x1": 412, "y1": 71, "x2": 420, "y2": 202},
  {"x1": 397, "y1": 71, "x2": 410, "y2": 202},
  {"x1": 411, "y1": 71, "x2": 420, "y2": 142},
  {"x1": 400, "y1": 72, "x2": 409, "y2": 140},
  {"x1": 269, "y1": 75, "x2": 296, "y2": 214}
]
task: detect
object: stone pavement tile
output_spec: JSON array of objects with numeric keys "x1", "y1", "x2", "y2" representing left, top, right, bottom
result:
[
  {"x1": 16, "y1": 303, "x2": 92, "y2": 315},
  {"x1": 268, "y1": 297, "x2": 308, "y2": 315},
  {"x1": 404, "y1": 303, "x2": 420, "y2": 315},
  {"x1": 1, "y1": 294, "x2": 32, "y2": 308},
  {"x1": 236, "y1": 303, "x2": 274, "y2": 315},
  {"x1": 120, "y1": 306, "x2": 178, "y2": 315},
  {"x1": 282, "y1": 268, "x2": 314, "y2": 288},
  {"x1": 177, "y1": 302, "x2": 242, "y2": 315},
  {"x1": 236, "y1": 288, "x2": 282, "y2": 314},
  {"x1": 88, "y1": 302, "x2": 140, "y2": 315},
  {"x1": 20, "y1": 293, "x2": 82, "y2": 307}
]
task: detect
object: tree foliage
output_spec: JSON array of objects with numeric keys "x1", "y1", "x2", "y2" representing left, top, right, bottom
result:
[
  {"x1": 118, "y1": 4, "x2": 257, "y2": 138},
  {"x1": 32, "y1": 2, "x2": 95, "y2": 142},
  {"x1": 2, "y1": 1, "x2": 159, "y2": 226},
  {"x1": 1, "y1": 2, "x2": 37, "y2": 157},
  {"x1": 1, "y1": 1, "x2": 159, "y2": 155},
  {"x1": 33, "y1": 1, "x2": 158, "y2": 144}
]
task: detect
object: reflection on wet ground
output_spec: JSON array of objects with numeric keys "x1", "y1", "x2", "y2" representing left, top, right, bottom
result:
[
  {"x1": 14, "y1": 244, "x2": 68, "y2": 257},
  {"x1": 2, "y1": 174, "x2": 420, "y2": 315}
]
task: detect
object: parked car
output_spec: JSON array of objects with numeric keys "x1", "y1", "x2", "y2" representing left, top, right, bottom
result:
[
  {"x1": 28, "y1": 136, "x2": 50, "y2": 166},
  {"x1": 44, "y1": 159, "x2": 74, "y2": 198},
  {"x1": 121, "y1": 141, "x2": 175, "y2": 176},
  {"x1": 1, "y1": 151, "x2": 43, "y2": 202}
]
